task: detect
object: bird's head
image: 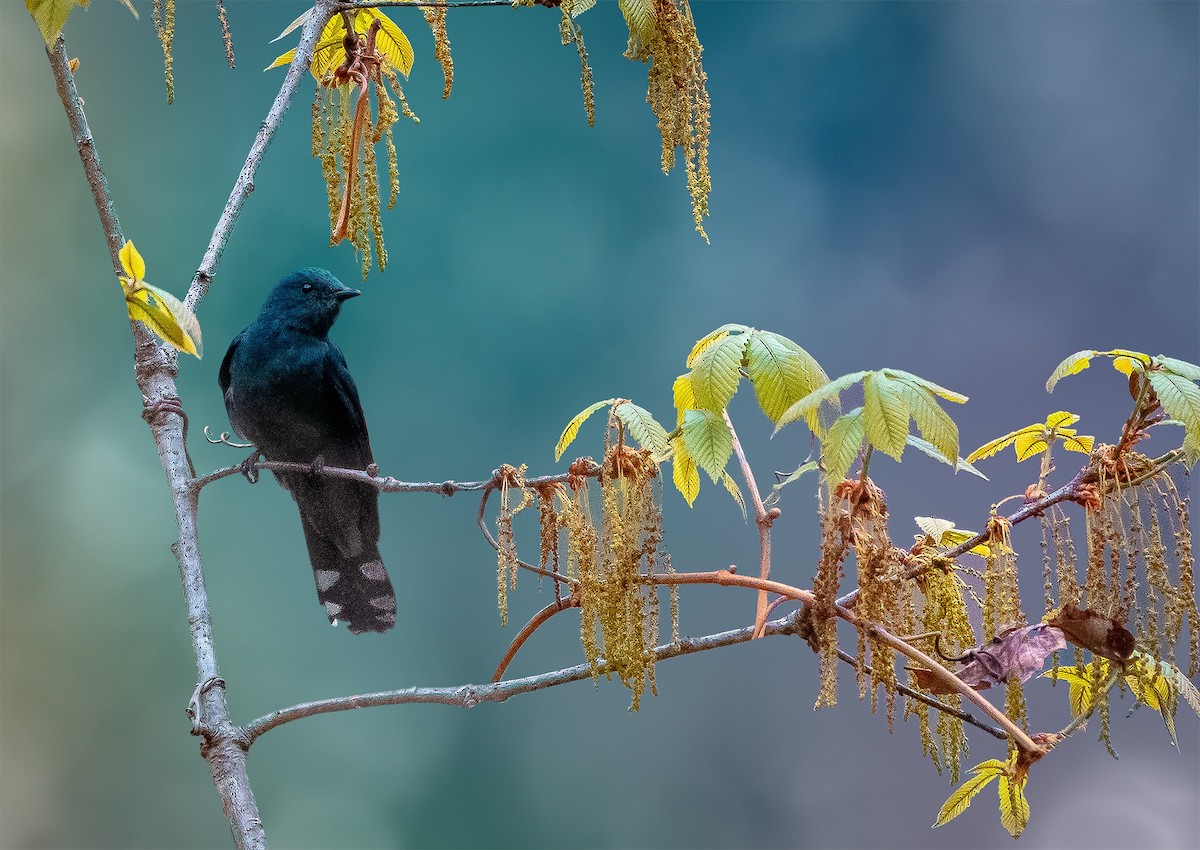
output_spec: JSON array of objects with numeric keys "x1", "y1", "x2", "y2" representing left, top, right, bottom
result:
[{"x1": 261, "y1": 267, "x2": 361, "y2": 336}]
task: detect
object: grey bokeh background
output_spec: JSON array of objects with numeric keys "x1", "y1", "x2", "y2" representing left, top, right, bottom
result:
[{"x1": 2, "y1": 1, "x2": 1197, "y2": 847}]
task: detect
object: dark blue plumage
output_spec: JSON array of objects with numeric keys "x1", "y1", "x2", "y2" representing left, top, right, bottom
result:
[{"x1": 219, "y1": 268, "x2": 395, "y2": 634}]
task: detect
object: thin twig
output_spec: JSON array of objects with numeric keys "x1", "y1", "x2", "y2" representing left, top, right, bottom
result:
[
  {"x1": 722, "y1": 409, "x2": 776, "y2": 637},
  {"x1": 492, "y1": 595, "x2": 581, "y2": 682},
  {"x1": 243, "y1": 607, "x2": 811, "y2": 743}
]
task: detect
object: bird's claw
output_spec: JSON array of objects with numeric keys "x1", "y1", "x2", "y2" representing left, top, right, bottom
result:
[{"x1": 240, "y1": 451, "x2": 264, "y2": 483}]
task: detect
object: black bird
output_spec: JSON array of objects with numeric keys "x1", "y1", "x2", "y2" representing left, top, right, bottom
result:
[{"x1": 219, "y1": 267, "x2": 395, "y2": 634}]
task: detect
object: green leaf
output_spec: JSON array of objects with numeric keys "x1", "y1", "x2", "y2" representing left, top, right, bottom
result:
[
  {"x1": 685, "y1": 324, "x2": 748, "y2": 367},
  {"x1": 1046, "y1": 349, "x2": 1098, "y2": 392},
  {"x1": 1157, "y1": 355, "x2": 1200, "y2": 383},
  {"x1": 997, "y1": 773, "x2": 1030, "y2": 838},
  {"x1": 933, "y1": 762, "x2": 1005, "y2": 828},
  {"x1": 883, "y1": 368, "x2": 967, "y2": 404},
  {"x1": 862, "y1": 372, "x2": 909, "y2": 460},
  {"x1": 689, "y1": 333, "x2": 746, "y2": 412},
  {"x1": 1148, "y1": 371, "x2": 1200, "y2": 442},
  {"x1": 555, "y1": 399, "x2": 614, "y2": 461},
  {"x1": 888, "y1": 372, "x2": 959, "y2": 465},
  {"x1": 746, "y1": 331, "x2": 828, "y2": 427},
  {"x1": 125, "y1": 283, "x2": 203, "y2": 359},
  {"x1": 614, "y1": 401, "x2": 670, "y2": 456},
  {"x1": 671, "y1": 435, "x2": 700, "y2": 506},
  {"x1": 720, "y1": 471, "x2": 747, "y2": 521},
  {"x1": 681, "y1": 409, "x2": 733, "y2": 483},
  {"x1": 26, "y1": 0, "x2": 87, "y2": 45},
  {"x1": 775, "y1": 370, "x2": 869, "y2": 433},
  {"x1": 822, "y1": 407, "x2": 864, "y2": 482},
  {"x1": 906, "y1": 436, "x2": 989, "y2": 480},
  {"x1": 763, "y1": 460, "x2": 818, "y2": 508},
  {"x1": 617, "y1": 0, "x2": 657, "y2": 47}
]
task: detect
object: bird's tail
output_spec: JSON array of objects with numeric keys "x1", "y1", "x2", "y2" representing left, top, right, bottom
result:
[{"x1": 298, "y1": 514, "x2": 397, "y2": 634}]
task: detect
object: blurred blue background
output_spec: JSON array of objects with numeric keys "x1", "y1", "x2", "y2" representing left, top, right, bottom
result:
[{"x1": 1, "y1": 1, "x2": 1197, "y2": 847}]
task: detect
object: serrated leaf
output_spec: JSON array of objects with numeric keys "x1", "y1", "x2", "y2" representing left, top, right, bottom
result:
[
  {"x1": 618, "y1": 0, "x2": 658, "y2": 50},
  {"x1": 671, "y1": 435, "x2": 700, "y2": 506},
  {"x1": 720, "y1": 471, "x2": 747, "y2": 521},
  {"x1": 933, "y1": 762, "x2": 1004, "y2": 828},
  {"x1": 746, "y1": 331, "x2": 828, "y2": 427},
  {"x1": 125, "y1": 284, "x2": 203, "y2": 359},
  {"x1": 1112, "y1": 356, "x2": 1138, "y2": 377},
  {"x1": 822, "y1": 407, "x2": 864, "y2": 482},
  {"x1": 997, "y1": 773, "x2": 1030, "y2": 838},
  {"x1": 915, "y1": 516, "x2": 955, "y2": 544},
  {"x1": 1157, "y1": 355, "x2": 1200, "y2": 383},
  {"x1": 862, "y1": 372, "x2": 909, "y2": 460},
  {"x1": 555, "y1": 399, "x2": 614, "y2": 461},
  {"x1": 26, "y1": 0, "x2": 87, "y2": 45},
  {"x1": 363, "y1": 8, "x2": 415, "y2": 78},
  {"x1": 776, "y1": 371, "x2": 869, "y2": 433},
  {"x1": 884, "y1": 368, "x2": 967, "y2": 404},
  {"x1": 681, "y1": 409, "x2": 733, "y2": 483},
  {"x1": 685, "y1": 325, "x2": 748, "y2": 367},
  {"x1": 965, "y1": 428, "x2": 1028, "y2": 464},
  {"x1": 118, "y1": 240, "x2": 146, "y2": 283},
  {"x1": 614, "y1": 401, "x2": 670, "y2": 456},
  {"x1": 1013, "y1": 431, "x2": 1048, "y2": 462},
  {"x1": 1059, "y1": 432, "x2": 1095, "y2": 456},
  {"x1": 1185, "y1": 430, "x2": 1200, "y2": 466},
  {"x1": 1046, "y1": 349, "x2": 1099, "y2": 392},
  {"x1": 1044, "y1": 410, "x2": 1080, "y2": 430},
  {"x1": 690, "y1": 333, "x2": 746, "y2": 412},
  {"x1": 906, "y1": 436, "x2": 989, "y2": 480},
  {"x1": 567, "y1": 0, "x2": 596, "y2": 16},
  {"x1": 673, "y1": 373, "x2": 694, "y2": 426},
  {"x1": 265, "y1": 48, "x2": 297, "y2": 72},
  {"x1": 1043, "y1": 662, "x2": 1107, "y2": 716},
  {"x1": 890, "y1": 373, "x2": 959, "y2": 464},
  {"x1": 1148, "y1": 371, "x2": 1200, "y2": 440}
]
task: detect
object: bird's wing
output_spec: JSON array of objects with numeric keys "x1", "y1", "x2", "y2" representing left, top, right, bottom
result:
[
  {"x1": 324, "y1": 341, "x2": 374, "y2": 466},
  {"x1": 218, "y1": 331, "x2": 243, "y2": 396}
]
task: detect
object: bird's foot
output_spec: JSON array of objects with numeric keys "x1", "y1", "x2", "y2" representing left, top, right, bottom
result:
[{"x1": 239, "y1": 451, "x2": 264, "y2": 483}]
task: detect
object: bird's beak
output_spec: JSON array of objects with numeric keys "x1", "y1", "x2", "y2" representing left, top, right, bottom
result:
[{"x1": 335, "y1": 288, "x2": 361, "y2": 302}]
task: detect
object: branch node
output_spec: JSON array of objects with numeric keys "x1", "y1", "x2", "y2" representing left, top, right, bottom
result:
[{"x1": 187, "y1": 676, "x2": 227, "y2": 734}]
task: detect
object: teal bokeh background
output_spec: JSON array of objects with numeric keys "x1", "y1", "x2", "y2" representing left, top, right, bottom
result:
[{"x1": 2, "y1": 1, "x2": 1197, "y2": 847}]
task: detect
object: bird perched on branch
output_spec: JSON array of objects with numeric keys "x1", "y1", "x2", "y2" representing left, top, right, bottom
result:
[{"x1": 219, "y1": 267, "x2": 395, "y2": 634}]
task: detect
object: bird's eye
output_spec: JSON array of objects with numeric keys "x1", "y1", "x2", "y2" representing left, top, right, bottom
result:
[{"x1": 301, "y1": 282, "x2": 314, "y2": 294}]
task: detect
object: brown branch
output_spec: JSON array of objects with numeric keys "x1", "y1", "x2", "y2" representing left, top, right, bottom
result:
[
  {"x1": 722, "y1": 409, "x2": 778, "y2": 637},
  {"x1": 492, "y1": 594, "x2": 581, "y2": 682}
]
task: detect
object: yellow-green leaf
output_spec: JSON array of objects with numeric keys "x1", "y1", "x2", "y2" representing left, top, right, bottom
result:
[
  {"x1": 997, "y1": 773, "x2": 1030, "y2": 838},
  {"x1": 685, "y1": 325, "x2": 747, "y2": 367},
  {"x1": 885, "y1": 368, "x2": 968, "y2": 404},
  {"x1": 673, "y1": 373, "x2": 694, "y2": 427},
  {"x1": 746, "y1": 331, "x2": 828, "y2": 427},
  {"x1": 363, "y1": 8, "x2": 415, "y2": 78},
  {"x1": 889, "y1": 371, "x2": 959, "y2": 465},
  {"x1": 776, "y1": 370, "x2": 869, "y2": 434},
  {"x1": 822, "y1": 407, "x2": 864, "y2": 482},
  {"x1": 271, "y1": 8, "x2": 312, "y2": 43},
  {"x1": 119, "y1": 240, "x2": 146, "y2": 283},
  {"x1": 1148, "y1": 371, "x2": 1200, "y2": 441},
  {"x1": 862, "y1": 372, "x2": 909, "y2": 460},
  {"x1": 720, "y1": 471, "x2": 747, "y2": 521},
  {"x1": 1059, "y1": 432, "x2": 1095, "y2": 455},
  {"x1": 26, "y1": 0, "x2": 87, "y2": 45},
  {"x1": 555, "y1": 399, "x2": 614, "y2": 461},
  {"x1": 614, "y1": 401, "x2": 670, "y2": 456},
  {"x1": 689, "y1": 333, "x2": 745, "y2": 412},
  {"x1": 617, "y1": 0, "x2": 656, "y2": 47},
  {"x1": 125, "y1": 283, "x2": 202, "y2": 358},
  {"x1": 1046, "y1": 349, "x2": 1098, "y2": 392},
  {"x1": 1013, "y1": 431, "x2": 1048, "y2": 462},
  {"x1": 933, "y1": 761, "x2": 1005, "y2": 828},
  {"x1": 1158, "y1": 355, "x2": 1200, "y2": 383},
  {"x1": 265, "y1": 48, "x2": 296, "y2": 72},
  {"x1": 671, "y1": 435, "x2": 700, "y2": 506},
  {"x1": 681, "y1": 409, "x2": 733, "y2": 483}
]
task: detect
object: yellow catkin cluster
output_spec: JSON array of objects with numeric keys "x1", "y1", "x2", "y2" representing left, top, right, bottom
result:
[
  {"x1": 560, "y1": 7, "x2": 596, "y2": 127},
  {"x1": 633, "y1": 0, "x2": 712, "y2": 240},
  {"x1": 152, "y1": 0, "x2": 175, "y2": 103},
  {"x1": 918, "y1": 560, "x2": 977, "y2": 656},
  {"x1": 813, "y1": 486, "x2": 851, "y2": 709},
  {"x1": 216, "y1": 0, "x2": 235, "y2": 68},
  {"x1": 421, "y1": 5, "x2": 454, "y2": 99},
  {"x1": 846, "y1": 481, "x2": 901, "y2": 725},
  {"x1": 935, "y1": 695, "x2": 967, "y2": 785},
  {"x1": 495, "y1": 464, "x2": 532, "y2": 627},
  {"x1": 535, "y1": 486, "x2": 563, "y2": 595},
  {"x1": 982, "y1": 515, "x2": 1023, "y2": 641},
  {"x1": 1159, "y1": 477, "x2": 1198, "y2": 675}
]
